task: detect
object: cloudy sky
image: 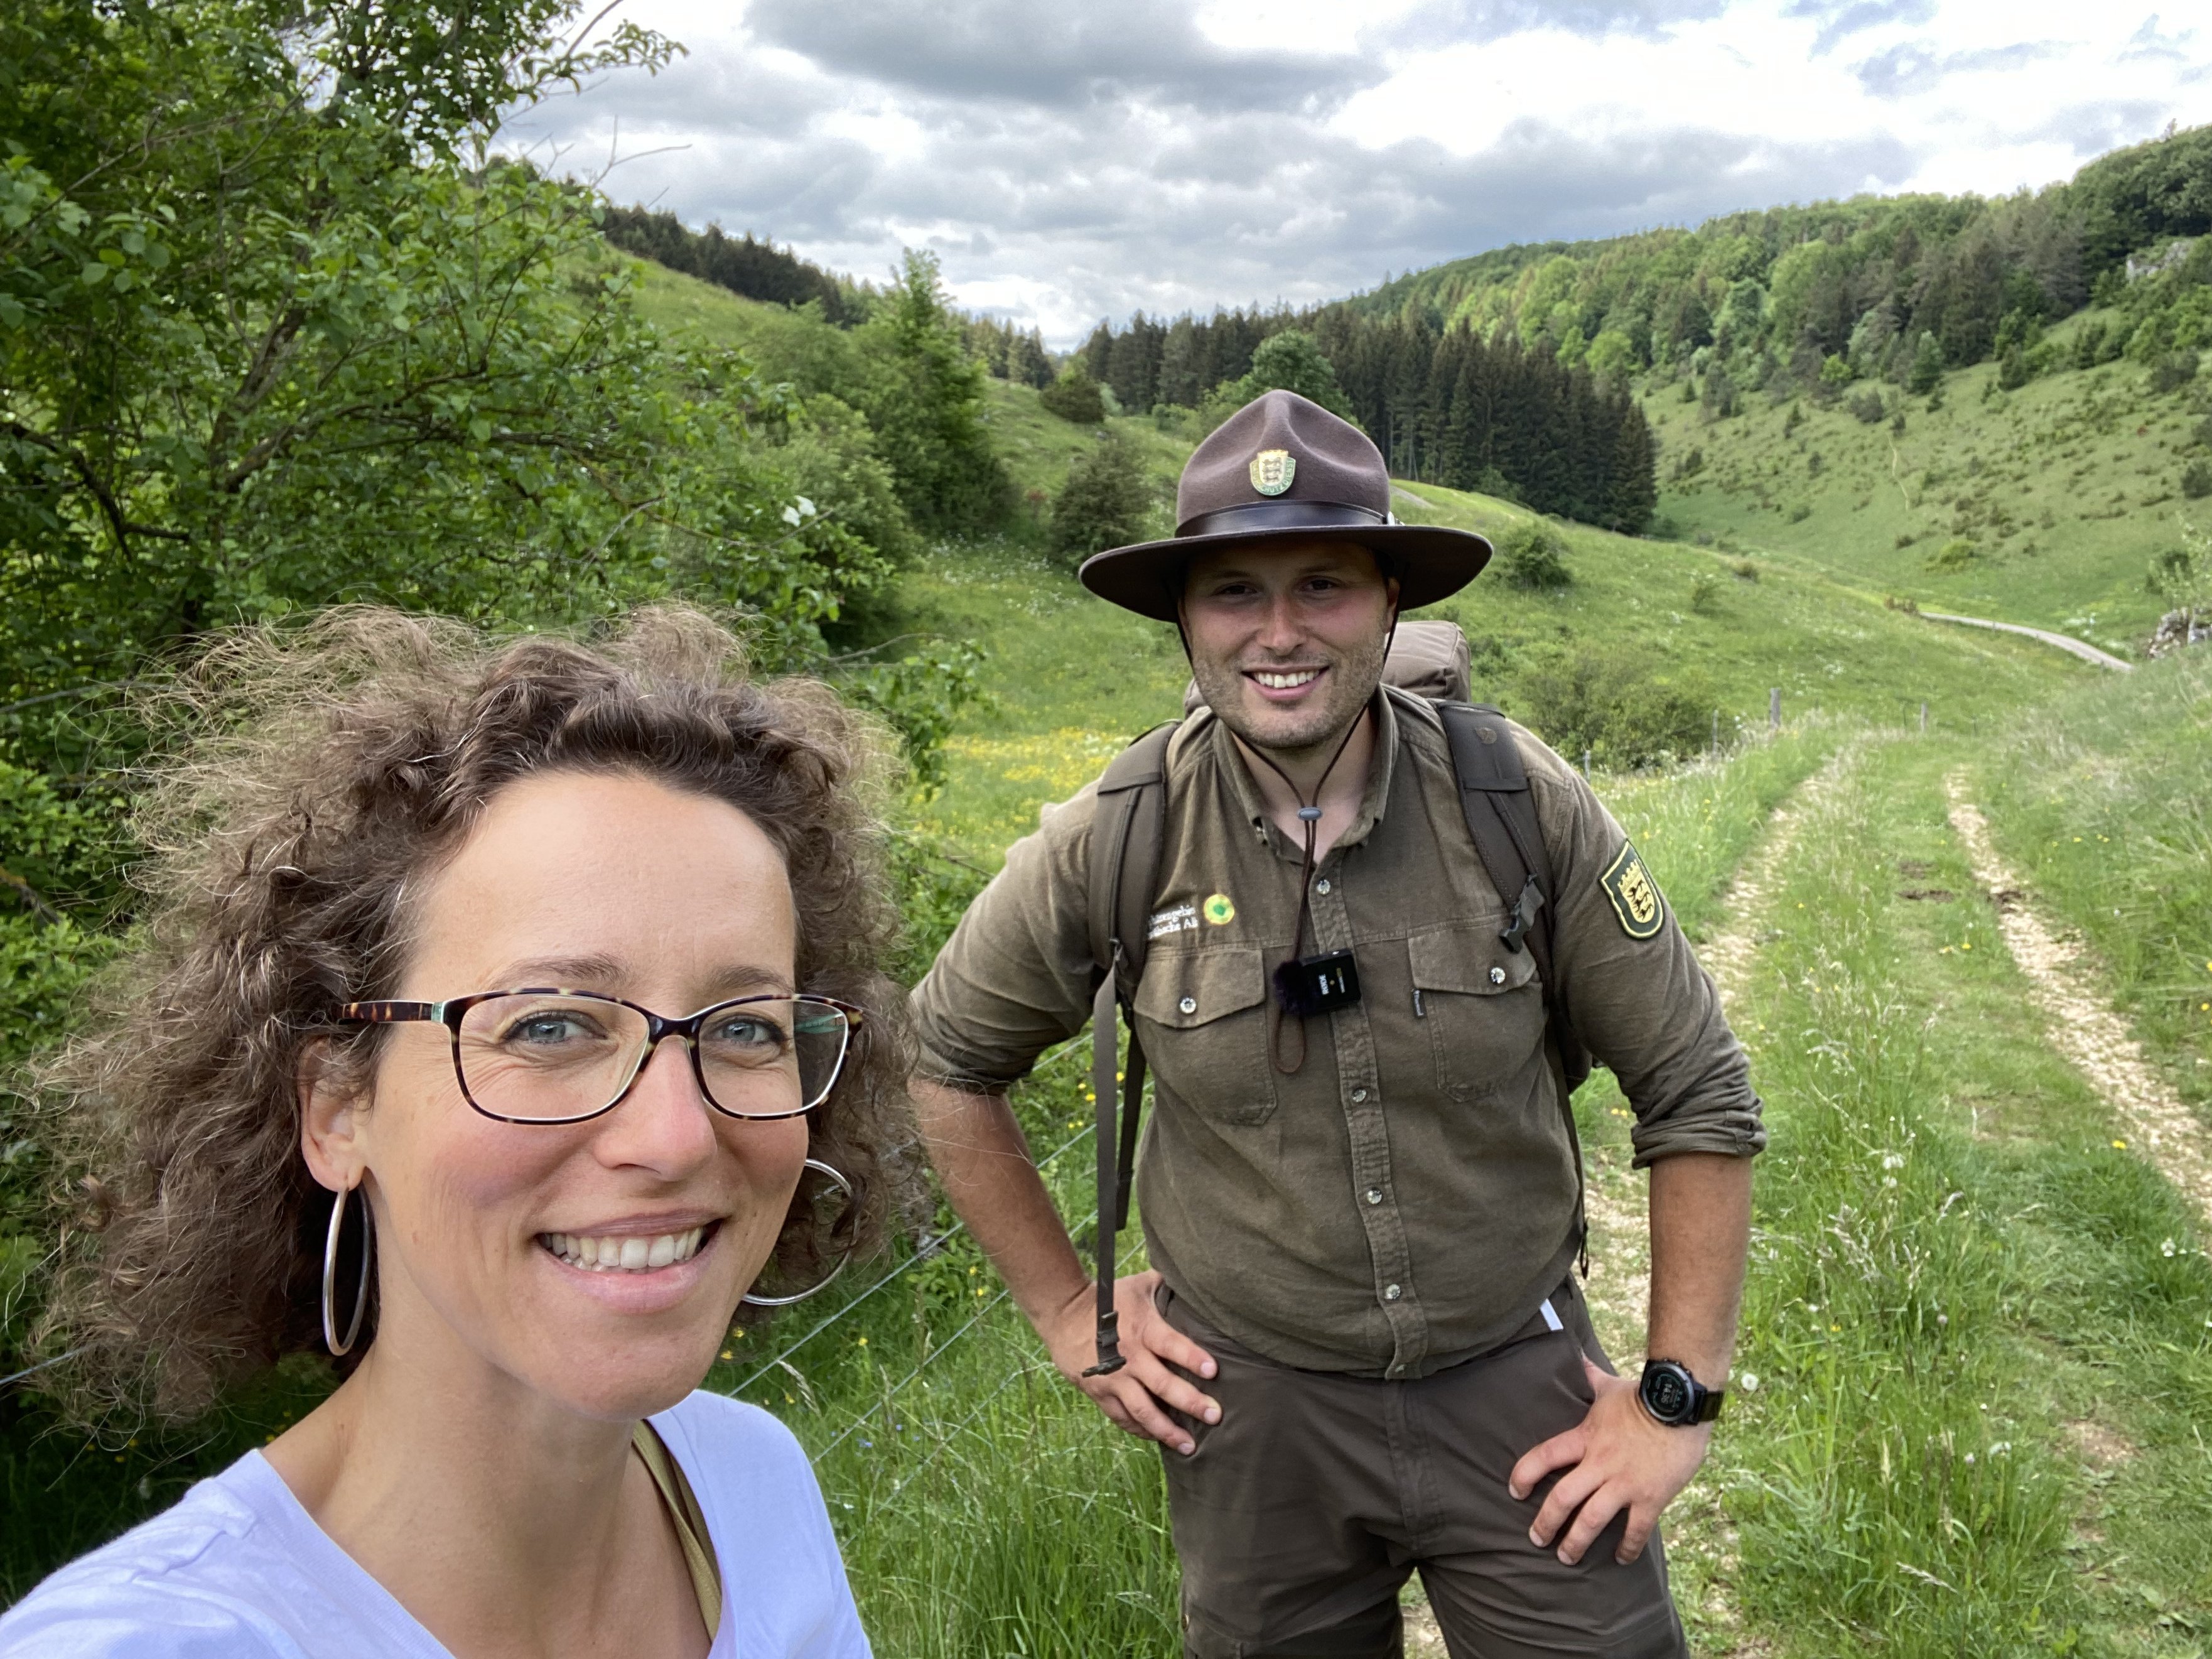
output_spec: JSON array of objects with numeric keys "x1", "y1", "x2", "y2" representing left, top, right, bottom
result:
[{"x1": 501, "y1": 0, "x2": 2211, "y2": 345}]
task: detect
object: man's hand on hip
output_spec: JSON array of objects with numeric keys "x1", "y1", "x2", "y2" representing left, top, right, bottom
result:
[
  {"x1": 1508, "y1": 1353, "x2": 1710, "y2": 1566},
  {"x1": 1040, "y1": 1270, "x2": 1221, "y2": 1456}
]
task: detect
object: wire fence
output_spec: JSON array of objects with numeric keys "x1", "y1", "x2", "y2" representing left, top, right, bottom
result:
[
  {"x1": 725, "y1": 1034, "x2": 1102, "y2": 1402},
  {"x1": 810, "y1": 1216, "x2": 1150, "y2": 1488}
]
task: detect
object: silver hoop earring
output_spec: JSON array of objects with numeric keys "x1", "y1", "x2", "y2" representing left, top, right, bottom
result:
[
  {"x1": 321, "y1": 1180, "x2": 374, "y2": 1356},
  {"x1": 742, "y1": 1158, "x2": 856, "y2": 1307}
]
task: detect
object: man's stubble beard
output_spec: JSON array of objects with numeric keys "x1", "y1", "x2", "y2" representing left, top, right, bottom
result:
[{"x1": 1190, "y1": 624, "x2": 1391, "y2": 767}]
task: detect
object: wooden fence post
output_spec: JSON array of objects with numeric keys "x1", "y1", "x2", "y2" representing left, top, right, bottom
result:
[{"x1": 1769, "y1": 687, "x2": 1781, "y2": 730}]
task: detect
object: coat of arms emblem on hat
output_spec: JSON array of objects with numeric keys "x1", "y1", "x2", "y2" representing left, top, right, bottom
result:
[{"x1": 1249, "y1": 449, "x2": 1295, "y2": 496}]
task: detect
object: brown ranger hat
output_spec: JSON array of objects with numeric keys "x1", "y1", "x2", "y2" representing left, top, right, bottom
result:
[{"x1": 1077, "y1": 389, "x2": 1493, "y2": 622}]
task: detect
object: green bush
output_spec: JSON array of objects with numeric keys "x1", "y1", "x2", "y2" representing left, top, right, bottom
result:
[
  {"x1": 1039, "y1": 368, "x2": 1105, "y2": 424},
  {"x1": 1496, "y1": 521, "x2": 1573, "y2": 590},
  {"x1": 1689, "y1": 571, "x2": 1723, "y2": 614},
  {"x1": 1049, "y1": 431, "x2": 1157, "y2": 563},
  {"x1": 853, "y1": 251, "x2": 1013, "y2": 534},
  {"x1": 772, "y1": 395, "x2": 918, "y2": 568},
  {"x1": 2148, "y1": 351, "x2": 2200, "y2": 394},
  {"x1": 2181, "y1": 458, "x2": 2212, "y2": 500},
  {"x1": 1928, "y1": 536, "x2": 1978, "y2": 570},
  {"x1": 1511, "y1": 644, "x2": 1715, "y2": 768},
  {"x1": 1847, "y1": 387, "x2": 1886, "y2": 423}
]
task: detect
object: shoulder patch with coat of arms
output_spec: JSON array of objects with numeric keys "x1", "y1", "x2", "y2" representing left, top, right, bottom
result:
[{"x1": 1600, "y1": 842, "x2": 1665, "y2": 939}]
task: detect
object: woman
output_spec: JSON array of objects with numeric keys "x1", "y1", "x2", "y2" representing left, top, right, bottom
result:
[{"x1": 1, "y1": 608, "x2": 907, "y2": 1657}]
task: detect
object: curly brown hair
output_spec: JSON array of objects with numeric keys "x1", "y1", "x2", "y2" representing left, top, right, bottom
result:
[{"x1": 35, "y1": 606, "x2": 915, "y2": 1421}]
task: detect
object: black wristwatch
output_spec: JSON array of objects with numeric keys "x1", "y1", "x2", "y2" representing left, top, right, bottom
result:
[{"x1": 1637, "y1": 1359, "x2": 1725, "y2": 1427}]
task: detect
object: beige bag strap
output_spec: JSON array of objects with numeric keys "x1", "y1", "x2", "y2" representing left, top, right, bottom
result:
[{"x1": 632, "y1": 1421, "x2": 723, "y2": 1639}]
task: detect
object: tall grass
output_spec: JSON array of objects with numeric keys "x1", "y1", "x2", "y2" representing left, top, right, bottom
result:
[
  {"x1": 1980, "y1": 649, "x2": 2212, "y2": 1111},
  {"x1": 1718, "y1": 742, "x2": 2085, "y2": 1653}
]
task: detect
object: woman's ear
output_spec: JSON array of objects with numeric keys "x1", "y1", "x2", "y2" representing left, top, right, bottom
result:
[{"x1": 298, "y1": 1037, "x2": 367, "y2": 1194}]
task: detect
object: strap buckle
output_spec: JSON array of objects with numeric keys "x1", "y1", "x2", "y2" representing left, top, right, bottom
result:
[
  {"x1": 1082, "y1": 1310, "x2": 1126, "y2": 1377},
  {"x1": 1499, "y1": 874, "x2": 1546, "y2": 954}
]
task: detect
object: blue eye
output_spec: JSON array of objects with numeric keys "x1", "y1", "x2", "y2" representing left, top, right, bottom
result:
[
  {"x1": 509, "y1": 1013, "x2": 593, "y2": 1046},
  {"x1": 711, "y1": 1015, "x2": 786, "y2": 1051}
]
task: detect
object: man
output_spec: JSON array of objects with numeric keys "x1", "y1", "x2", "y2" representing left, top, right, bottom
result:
[{"x1": 909, "y1": 390, "x2": 1763, "y2": 1657}]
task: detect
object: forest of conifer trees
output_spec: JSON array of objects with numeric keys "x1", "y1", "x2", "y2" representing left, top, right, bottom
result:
[{"x1": 1076, "y1": 308, "x2": 1656, "y2": 534}]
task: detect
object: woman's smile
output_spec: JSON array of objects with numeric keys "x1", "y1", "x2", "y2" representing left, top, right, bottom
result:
[{"x1": 538, "y1": 1222, "x2": 716, "y2": 1273}]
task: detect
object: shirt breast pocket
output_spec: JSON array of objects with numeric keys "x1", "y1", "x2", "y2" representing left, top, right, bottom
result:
[
  {"x1": 1132, "y1": 946, "x2": 1277, "y2": 1127},
  {"x1": 1406, "y1": 925, "x2": 1548, "y2": 1102}
]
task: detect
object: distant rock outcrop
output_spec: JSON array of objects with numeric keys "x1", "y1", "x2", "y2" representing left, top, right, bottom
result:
[{"x1": 2146, "y1": 608, "x2": 2210, "y2": 656}]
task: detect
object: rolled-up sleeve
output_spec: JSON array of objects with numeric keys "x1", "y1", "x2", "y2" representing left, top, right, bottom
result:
[
  {"x1": 909, "y1": 787, "x2": 1104, "y2": 1092},
  {"x1": 1528, "y1": 748, "x2": 1766, "y2": 1167}
]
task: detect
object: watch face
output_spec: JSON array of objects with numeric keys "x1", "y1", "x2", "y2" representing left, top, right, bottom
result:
[{"x1": 1643, "y1": 1365, "x2": 1692, "y2": 1422}]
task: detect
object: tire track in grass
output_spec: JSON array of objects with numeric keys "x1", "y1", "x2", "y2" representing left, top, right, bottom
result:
[
  {"x1": 1583, "y1": 740, "x2": 1868, "y2": 1351},
  {"x1": 1410, "y1": 740, "x2": 1857, "y2": 1657},
  {"x1": 1945, "y1": 775, "x2": 2212, "y2": 1234},
  {"x1": 1437, "y1": 744, "x2": 1867, "y2": 1659},
  {"x1": 1603, "y1": 743, "x2": 1865, "y2": 1658}
]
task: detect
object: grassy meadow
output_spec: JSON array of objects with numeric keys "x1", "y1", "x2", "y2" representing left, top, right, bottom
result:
[{"x1": 1647, "y1": 311, "x2": 2206, "y2": 652}]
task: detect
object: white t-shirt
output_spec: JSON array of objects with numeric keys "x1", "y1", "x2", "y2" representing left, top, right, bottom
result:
[{"x1": 0, "y1": 1392, "x2": 870, "y2": 1658}]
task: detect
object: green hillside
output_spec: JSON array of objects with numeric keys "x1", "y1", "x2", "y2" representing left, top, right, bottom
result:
[
  {"x1": 893, "y1": 474, "x2": 2079, "y2": 860},
  {"x1": 625, "y1": 252, "x2": 2085, "y2": 858},
  {"x1": 627, "y1": 259, "x2": 1192, "y2": 511},
  {"x1": 1647, "y1": 309, "x2": 2204, "y2": 652}
]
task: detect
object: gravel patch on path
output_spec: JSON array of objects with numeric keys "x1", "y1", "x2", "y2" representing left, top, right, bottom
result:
[{"x1": 1946, "y1": 778, "x2": 2212, "y2": 1235}]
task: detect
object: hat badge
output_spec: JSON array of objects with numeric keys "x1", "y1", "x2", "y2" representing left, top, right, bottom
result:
[{"x1": 1249, "y1": 448, "x2": 1295, "y2": 497}]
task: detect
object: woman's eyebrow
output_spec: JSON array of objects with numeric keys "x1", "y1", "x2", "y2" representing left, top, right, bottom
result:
[
  {"x1": 709, "y1": 966, "x2": 797, "y2": 997},
  {"x1": 492, "y1": 952, "x2": 629, "y2": 986},
  {"x1": 483, "y1": 958, "x2": 796, "y2": 998}
]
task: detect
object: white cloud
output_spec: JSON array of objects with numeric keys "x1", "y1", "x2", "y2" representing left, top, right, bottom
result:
[{"x1": 502, "y1": 0, "x2": 2212, "y2": 345}]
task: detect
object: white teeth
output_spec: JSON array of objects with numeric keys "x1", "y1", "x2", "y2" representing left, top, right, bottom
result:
[
  {"x1": 539, "y1": 1227, "x2": 706, "y2": 1272},
  {"x1": 1253, "y1": 670, "x2": 1320, "y2": 689}
]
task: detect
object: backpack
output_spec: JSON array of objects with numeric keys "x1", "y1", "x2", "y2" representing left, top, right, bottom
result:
[{"x1": 1080, "y1": 619, "x2": 1592, "y2": 1377}]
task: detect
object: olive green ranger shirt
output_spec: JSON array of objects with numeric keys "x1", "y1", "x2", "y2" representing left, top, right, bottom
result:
[{"x1": 910, "y1": 688, "x2": 1764, "y2": 1379}]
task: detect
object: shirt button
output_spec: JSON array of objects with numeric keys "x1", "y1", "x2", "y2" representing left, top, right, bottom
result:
[
  {"x1": 1365, "y1": 1188, "x2": 1383, "y2": 1205},
  {"x1": 1351, "y1": 1087, "x2": 1368, "y2": 1103},
  {"x1": 1179, "y1": 996, "x2": 1197, "y2": 1014},
  {"x1": 1315, "y1": 878, "x2": 1332, "y2": 895},
  {"x1": 1489, "y1": 965, "x2": 1507, "y2": 985},
  {"x1": 1383, "y1": 1283, "x2": 1403, "y2": 1301}
]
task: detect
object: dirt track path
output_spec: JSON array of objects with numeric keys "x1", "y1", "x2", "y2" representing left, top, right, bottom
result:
[
  {"x1": 1945, "y1": 776, "x2": 2212, "y2": 1233},
  {"x1": 1581, "y1": 742, "x2": 1864, "y2": 1356},
  {"x1": 1405, "y1": 745, "x2": 1860, "y2": 1658}
]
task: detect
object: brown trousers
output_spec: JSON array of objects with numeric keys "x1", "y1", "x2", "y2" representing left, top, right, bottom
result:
[{"x1": 1158, "y1": 1280, "x2": 1689, "y2": 1659}]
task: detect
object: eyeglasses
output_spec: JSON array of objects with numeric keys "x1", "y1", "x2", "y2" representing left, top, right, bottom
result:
[{"x1": 340, "y1": 990, "x2": 863, "y2": 1125}]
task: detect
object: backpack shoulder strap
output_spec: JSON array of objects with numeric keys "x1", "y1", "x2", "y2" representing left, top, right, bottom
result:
[
  {"x1": 1081, "y1": 720, "x2": 1177, "y2": 1378},
  {"x1": 1087, "y1": 721, "x2": 1177, "y2": 993},
  {"x1": 1438, "y1": 703, "x2": 1594, "y2": 1270}
]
